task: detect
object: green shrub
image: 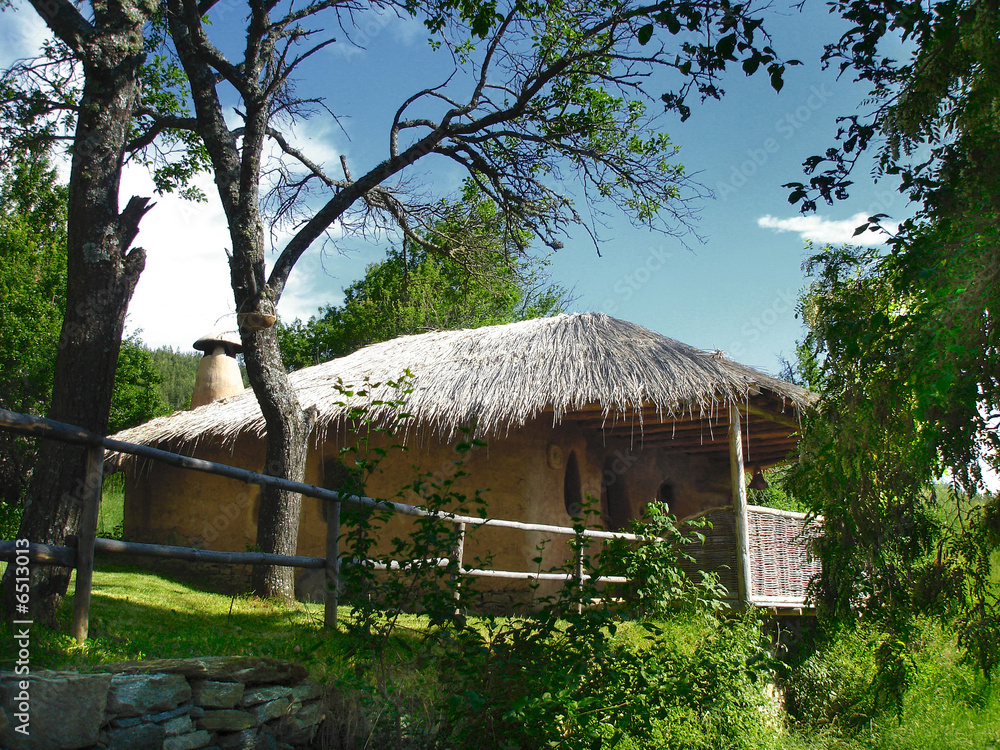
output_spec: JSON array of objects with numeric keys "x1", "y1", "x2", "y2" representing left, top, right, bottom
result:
[
  {"x1": 0, "y1": 500, "x2": 22, "y2": 540},
  {"x1": 782, "y1": 622, "x2": 881, "y2": 732},
  {"x1": 340, "y1": 474, "x2": 776, "y2": 749}
]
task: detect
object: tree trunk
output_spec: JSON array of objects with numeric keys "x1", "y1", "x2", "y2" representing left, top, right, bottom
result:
[
  {"x1": 244, "y1": 326, "x2": 310, "y2": 602},
  {"x1": 229, "y1": 226, "x2": 310, "y2": 602},
  {"x1": 165, "y1": 0, "x2": 316, "y2": 602},
  {"x1": 1, "y1": 27, "x2": 151, "y2": 624}
]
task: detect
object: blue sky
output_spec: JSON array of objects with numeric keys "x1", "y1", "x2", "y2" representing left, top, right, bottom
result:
[{"x1": 1, "y1": 1, "x2": 902, "y2": 375}]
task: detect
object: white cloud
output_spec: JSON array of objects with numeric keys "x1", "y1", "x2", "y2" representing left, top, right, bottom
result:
[
  {"x1": 0, "y1": 4, "x2": 49, "y2": 67},
  {"x1": 757, "y1": 212, "x2": 896, "y2": 246},
  {"x1": 122, "y1": 166, "x2": 237, "y2": 351},
  {"x1": 122, "y1": 141, "x2": 359, "y2": 349}
]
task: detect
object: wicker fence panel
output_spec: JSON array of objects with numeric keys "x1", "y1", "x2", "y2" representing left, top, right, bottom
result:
[
  {"x1": 677, "y1": 510, "x2": 739, "y2": 600},
  {"x1": 747, "y1": 508, "x2": 822, "y2": 604}
]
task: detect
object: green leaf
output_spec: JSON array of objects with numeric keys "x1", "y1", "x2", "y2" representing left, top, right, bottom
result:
[
  {"x1": 769, "y1": 66, "x2": 784, "y2": 92},
  {"x1": 637, "y1": 23, "x2": 654, "y2": 45}
]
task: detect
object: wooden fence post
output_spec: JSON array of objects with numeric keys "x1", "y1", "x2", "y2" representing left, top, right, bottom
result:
[
  {"x1": 324, "y1": 499, "x2": 341, "y2": 629},
  {"x1": 451, "y1": 522, "x2": 466, "y2": 612},
  {"x1": 729, "y1": 403, "x2": 752, "y2": 605},
  {"x1": 71, "y1": 444, "x2": 104, "y2": 642}
]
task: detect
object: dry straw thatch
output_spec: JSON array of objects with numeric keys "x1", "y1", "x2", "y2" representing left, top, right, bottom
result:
[{"x1": 112, "y1": 313, "x2": 812, "y2": 452}]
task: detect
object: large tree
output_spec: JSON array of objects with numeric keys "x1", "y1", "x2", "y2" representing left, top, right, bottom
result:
[
  {"x1": 0, "y1": 149, "x2": 171, "y2": 504},
  {"x1": 785, "y1": 0, "x2": 1000, "y2": 677},
  {"x1": 0, "y1": 0, "x2": 206, "y2": 622},
  {"x1": 160, "y1": 0, "x2": 797, "y2": 599}
]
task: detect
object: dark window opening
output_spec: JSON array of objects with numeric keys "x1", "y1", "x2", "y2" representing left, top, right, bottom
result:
[
  {"x1": 601, "y1": 455, "x2": 631, "y2": 531},
  {"x1": 564, "y1": 450, "x2": 583, "y2": 517},
  {"x1": 657, "y1": 480, "x2": 676, "y2": 517}
]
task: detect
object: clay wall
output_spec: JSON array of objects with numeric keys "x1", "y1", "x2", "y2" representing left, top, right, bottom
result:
[{"x1": 120, "y1": 417, "x2": 734, "y2": 599}]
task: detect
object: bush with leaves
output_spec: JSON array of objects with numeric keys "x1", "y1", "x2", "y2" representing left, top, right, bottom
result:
[
  {"x1": 328, "y1": 413, "x2": 774, "y2": 748},
  {"x1": 602, "y1": 501, "x2": 727, "y2": 618}
]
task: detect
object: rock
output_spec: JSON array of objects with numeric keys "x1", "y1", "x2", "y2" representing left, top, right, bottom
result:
[
  {"x1": 248, "y1": 697, "x2": 291, "y2": 724},
  {"x1": 104, "y1": 722, "x2": 167, "y2": 750},
  {"x1": 147, "y1": 704, "x2": 194, "y2": 723},
  {"x1": 240, "y1": 685, "x2": 292, "y2": 707},
  {"x1": 107, "y1": 658, "x2": 307, "y2": 686},
  {"x1": 164, "y1": 714, "x2": 196, "y2": 736},
  {"x1": 279, "y1": 720, "x2": 320, "y2": 748},
  {"x1": 197, "y1": 708, "x2": 256, "y2": 732},
  {"x1": 288, "y1": 683, "x2": 322, "y2": 704},
  {"x1": 163, "y1": 729, "x2": 213, "y2": 750},
  {"x1": 265, "y1": 701, "x2": 325, "y2": 748},
  {"x1": 112, "y1": 716, "x2": 144, "y2": 728},
  {"x1": 108, "y1": 673, "x2": 191, "y2": 718},
  {"x1": 193, "y1": 680, "x2": 245, "y2": 708},
  {"x1": 287, "y1": 701, "x2": 324, "y2": 728},
  {"x1": 0, "y1": 670, "x2": 112, "y2": 750}
]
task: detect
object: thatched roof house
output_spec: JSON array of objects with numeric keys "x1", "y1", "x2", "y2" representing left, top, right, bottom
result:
[
  {"x1": 112, "y1": 313, "x2": 817, "y2": 606},
  {"x1": 116, "y1": 312, "x2": 811, "y2": 460}
]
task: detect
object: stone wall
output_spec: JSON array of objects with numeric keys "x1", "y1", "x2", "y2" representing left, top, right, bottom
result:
[{"x1": 0, "y1": 656, "x2": 326, "y2": 750}]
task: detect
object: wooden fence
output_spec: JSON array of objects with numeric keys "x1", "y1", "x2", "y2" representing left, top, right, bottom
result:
[
  {"x1": 0, "y1": 408, "x2": 820, "y2": 642},
  {"x1": 0, "y1": 409, "x2": 647, "y2": 641}
]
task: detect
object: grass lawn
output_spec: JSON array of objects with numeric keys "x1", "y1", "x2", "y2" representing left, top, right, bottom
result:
[
  {"x1": 0, "y1": 564, "x2": 996, "y2": 750},
  {"x1": 0, "y1": 564, "x2": 365, "y2": 676}
]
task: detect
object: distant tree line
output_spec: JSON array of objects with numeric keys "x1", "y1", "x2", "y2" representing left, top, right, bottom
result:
[
  {"x1": 149, "y1": 347, "x2": 203, "y2": 412},
  {"x1": 278, "y1": 206, "x2": 571, "y2": 371}
]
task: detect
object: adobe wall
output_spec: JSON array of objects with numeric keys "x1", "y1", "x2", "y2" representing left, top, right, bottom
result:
[
  {"x1": 120, "y1": 417, "x2": 735, "y2": 600},
  {"x1": 297, "y1": 416, "x2": 593, "y2": 603}
]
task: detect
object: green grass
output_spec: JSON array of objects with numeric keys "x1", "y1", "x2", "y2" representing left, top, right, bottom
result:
[
  {"x1": 0, "y1": 564, "x2": 391, "y2": 677},
  {"x1": 97, "y1": 473, "x2": 126, "y2": 539},
  {"x1": 780, "y1": 619, "x2": 1000, "y2": 750},
  {"x1": 0, "y1": 565, "x2": 996, "y2": 750}
]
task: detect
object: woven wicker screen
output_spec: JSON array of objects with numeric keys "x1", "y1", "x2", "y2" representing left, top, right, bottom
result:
[
  {"x1": 677, "y1": 510, "x2": 739, "y2": 600},
  {"x1": 747, "y1": 508, "x2": 822, "y2": 604},
  {"x1": 676, "y1": 507, "x2": 821, "y2": 607}
]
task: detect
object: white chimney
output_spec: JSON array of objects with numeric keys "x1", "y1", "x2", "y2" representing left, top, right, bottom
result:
[{"x1": 190, "y1": 330, "x2": 244, "y2": 409}]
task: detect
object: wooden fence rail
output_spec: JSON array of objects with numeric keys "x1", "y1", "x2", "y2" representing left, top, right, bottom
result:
[{"x1": 0, "y1": 409, "x2": 638, "y2": 640}]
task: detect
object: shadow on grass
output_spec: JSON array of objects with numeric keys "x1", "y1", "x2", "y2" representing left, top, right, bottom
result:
[{"x1": 0, "y1": 564, "x2": 357, "y2": 676}]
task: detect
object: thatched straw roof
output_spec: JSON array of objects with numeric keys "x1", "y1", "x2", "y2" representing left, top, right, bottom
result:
[{"x1": 112, "y1": 313, "x2": 813, "y2": 460}]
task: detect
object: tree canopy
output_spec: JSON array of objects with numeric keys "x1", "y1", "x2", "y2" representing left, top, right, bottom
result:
[
  {"x1": 0, "y1": 150, "x2": 169, "y2": 505},
  {"x1": 785, "y1": 0, "x2": 1000, "y2": 679},
  {"x1": 0, "y1": 150, "x2": 68, "y2": 506},
  {"x1": 279, "y1": 246, "x2": 569, "y2": 369}
]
